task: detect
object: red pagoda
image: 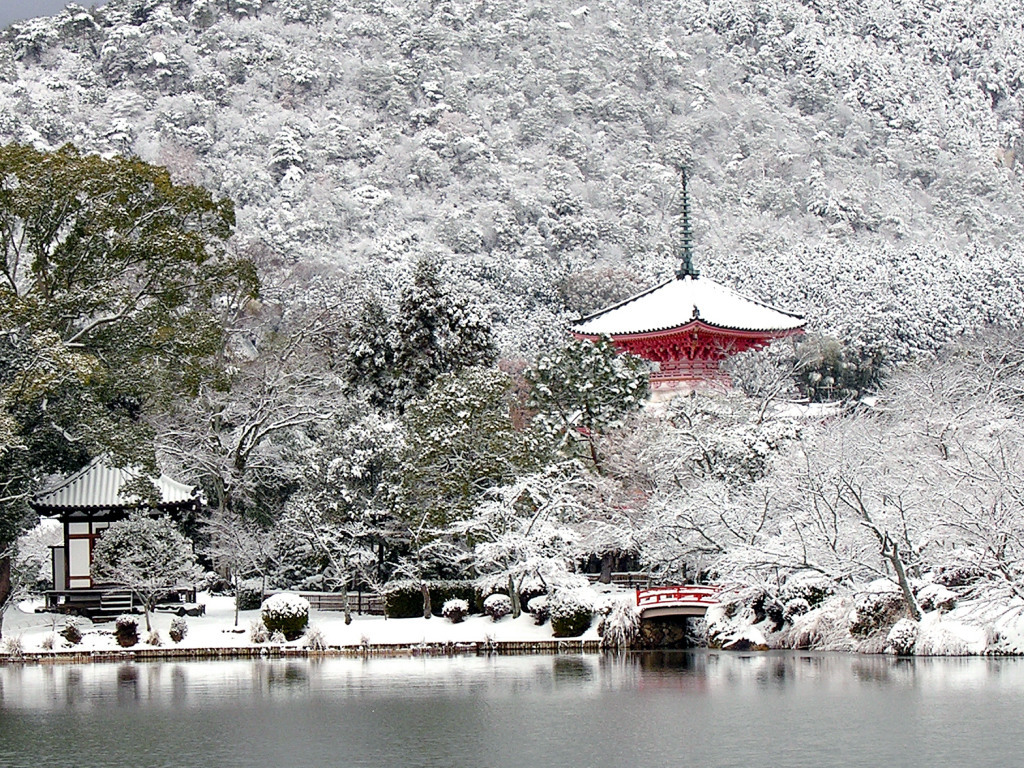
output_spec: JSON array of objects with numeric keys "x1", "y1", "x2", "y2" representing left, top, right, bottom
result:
[{"x1": 570, "y1": 172, "x2": 805, "y2": 389}]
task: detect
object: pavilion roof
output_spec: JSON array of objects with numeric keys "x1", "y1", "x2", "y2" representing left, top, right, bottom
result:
[
  {"x1": 31, "y1": 457, "x2": 198, "y2": 513},
  {"x1": 570, "y1": 274, "x2": 805, "y2": 337}
]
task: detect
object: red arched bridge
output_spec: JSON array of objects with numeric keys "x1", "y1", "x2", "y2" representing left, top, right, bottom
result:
[{"x1": 635, "y1": 586, "x2": 720, "y2": 619}]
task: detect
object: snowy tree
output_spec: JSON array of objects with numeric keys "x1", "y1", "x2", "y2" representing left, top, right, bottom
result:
[
  {"x1": 92, "y1": 512, "x2": 202, "y2": 631},
  {"x1": 526, "y1": 336, "x2": 649, "y2": 469},
  {"x1": 344, "y1": 258, "x2": 497, "y2": 411}
]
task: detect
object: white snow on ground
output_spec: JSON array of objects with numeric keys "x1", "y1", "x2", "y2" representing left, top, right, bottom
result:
[{"x1": 2, "y1": 589, "x2": 613, "y2": 655}]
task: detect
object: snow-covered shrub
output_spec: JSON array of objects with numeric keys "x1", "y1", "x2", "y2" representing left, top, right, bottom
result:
[
  {"x1": 2, "y1": 635, "x2": 24, "y2": 659},
  {"x1": 933, "y1": 567, "x2": 985, "y2": 589},
  {"x1": 146, "y1": 630, "x2": 162, "y2": 647},
  {"x1": 41, "y1": 634, "x2": 55, "y2": 651},
  {"x1": 849, "y1": 583, "x2": 907, "y2": 639},
  {"x1": 305, "y1": 627, "x2": 327, "y2": 651},
  {"x1": 237, "y1": 579, "x2": 263, "y2": 611},
  {"x1": 270, "y1": 630, "x2": 286, "y2": 644},
  {"x1": 783, "y1": 598, "x2": 811, "y2": 624},
  {"x1": 442, "y1": 598, "x2": 469, "y2": 624},
  {"x1": 60, "y1": 619, "x2": 83, "y2": 645},
  {"x1": 527, "y1": 595, "x2": 549, "y2": 625},
  {"x1": 885, "y1": 618, "x2": 919, "y2": 655},
  {"x1": 169, "y1": 617, "x2": 188, "y2": 643},
  {"x1": 917, "y1": 584, "x2": 957, "y2": 613},
  {"x1": 780, "y1": 599, "x2": 855, "y2": 651},
  {"x1": 115, "y1": 616, "x2": 138, "y2": 647},
  {"x1": 549, "y1": 589, "x2": 593, "y2": 637},
  {"x1": 483, "y1": 593, "x2": 512, "y2": 622},
  {"x1": 598, "y1": 600, "x2": 640, "y2": 650},
  {"x1": 261, "y1": 593, "x2": 310, "y2": 640},
  {"x1": 780, "y1": 575, "x2": 837, "y2": 609},
  {"x1": 249, "y1": 620, "x2": 268, "y2": 644}
]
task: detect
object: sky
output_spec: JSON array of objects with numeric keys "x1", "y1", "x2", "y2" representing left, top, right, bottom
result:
[{"x1": 0, "y1": 0, "x2": 106, "y2": 29}]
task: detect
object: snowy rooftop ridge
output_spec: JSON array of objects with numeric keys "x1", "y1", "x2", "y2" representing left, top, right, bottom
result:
[
  {"x1": 570, "y1": 274, "x2": 805, "y2": 336},
  {"x1": 31, "y1": 457, "x2": 197, "y2": 512}
]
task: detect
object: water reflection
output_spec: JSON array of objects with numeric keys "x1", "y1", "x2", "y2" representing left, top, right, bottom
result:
[{"x1": 2, "y1": 653, "x2": 1024, "y2": 768}]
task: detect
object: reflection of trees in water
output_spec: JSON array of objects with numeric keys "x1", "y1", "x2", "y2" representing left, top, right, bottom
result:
[
  {"x1": 552, "y1": 656, "x2": 593, "y2": 682},
  {"x1": 116, "y1": 664, "x2": 139, "y2": 705}
]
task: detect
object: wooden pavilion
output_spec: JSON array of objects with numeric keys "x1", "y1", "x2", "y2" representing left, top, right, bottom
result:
[
  {"x1": 570, "y1": 172, "x2": 805, "y2": 390},
  {"x1": 30, "y1": 457, "x2": 200, "y2": 616}
]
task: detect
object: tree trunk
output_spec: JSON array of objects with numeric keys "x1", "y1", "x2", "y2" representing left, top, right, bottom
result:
[
  {"x1": 885, "y1": 539, "x2": 923, "y2": 621},
  {"x1": 233, "y1": 574, "x2": 240, "y2": 628},
  {"x1": 421, "y1": 581, "x2": 431, "y2": 619},
  {"x1": 508, "y1": 574, "x2": 521, "y2": 619},
  {"x1": 599, "y1": 552, "x2": 614, "y2": 584},
  {"x1": 342, "y1": 573, "x2": 352, "y2": 626},
  {"x1": 0, "y1": 554, "x2": 11, "y2": 641}
]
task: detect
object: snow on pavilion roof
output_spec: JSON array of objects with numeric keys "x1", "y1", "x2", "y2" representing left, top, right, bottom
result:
[
  {"x1": 570, "y1": 274, "x2": 805, "y2": 336},
  {"x1": 31, "y1": 457, "x2": 197, "y2": 512}
]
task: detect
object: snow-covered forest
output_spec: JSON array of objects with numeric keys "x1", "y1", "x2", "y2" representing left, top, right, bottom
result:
[{"x1": 4, "y1": 0, "x2": 1024, "y2": 652}]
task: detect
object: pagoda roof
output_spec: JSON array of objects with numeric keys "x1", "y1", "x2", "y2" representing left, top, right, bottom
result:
[
  {"x1": 31, "y1": 457, "x2": 198, "y2": 513},
  {"x1": 570, "y1": 274, "x2": 805, "y2": 337}
]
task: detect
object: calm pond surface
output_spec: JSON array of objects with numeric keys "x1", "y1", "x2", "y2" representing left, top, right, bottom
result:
[{"x1": 1, "y1": 651, "x2": 1022, "y2": 767}]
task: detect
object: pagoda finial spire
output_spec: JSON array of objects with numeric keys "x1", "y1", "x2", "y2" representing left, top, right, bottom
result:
[{"x1": 676, "y1": 166, "x2": 699, "y2": 279}]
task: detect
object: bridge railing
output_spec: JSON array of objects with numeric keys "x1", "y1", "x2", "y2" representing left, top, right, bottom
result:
[{"x1": 636, "y1": 585, "x2": 720, "y2": 609}]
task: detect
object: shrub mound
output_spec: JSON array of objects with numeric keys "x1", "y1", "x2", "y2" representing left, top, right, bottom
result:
[
  {"x1": 115, "y1": 616, "x2": 139, "y2": 647},
  {"x1": 549, "y1": 589, "x2": 593, "y2": 638},
  {"x1": 261, "y1": 593, "x2": 310, "y2": 640},
  {"x1": 169, "y1": 617, "x2": 188, "y2": 643},
  {"x1": 483, "y1": 593, "x2": 512, "y2": 621},
  {"x1": 442, "y1": 598, "x2": 469, "y2": 624},
  {"x1": 384, "y1": 580, "x2": 479, "y2": 619}
]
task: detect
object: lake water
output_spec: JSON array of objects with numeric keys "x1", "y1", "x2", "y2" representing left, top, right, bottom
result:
[{"x1": 1, "y1": 651, "x2": 1022, "y2": 767}]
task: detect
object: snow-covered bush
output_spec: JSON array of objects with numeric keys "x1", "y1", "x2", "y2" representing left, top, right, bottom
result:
[
  {"x1": 41, "y1": 634, "x2": 55, "y2": 651},
  {"x1": 59, "y1": 619, "x2": 83, "y2": 645},
  {"x1": 783, "y1": 598, "x2": 811, "y2": 624},
  {"x1": 780, "y1": 575, "x2": 837, "y2": 609},
  {"x1": 261, "y1": 593, "x2": 310, "y2": 640},
  {"x1": 305, "y1": 627, "x2": 327, "y2": 651},
  {"x1": 483, "y1": 593, "x2": 512, "y2": 622},
  {"x1": 169, "y1": 617, "x2": 188, "y2": 643},
  {"x1": 237, "y1": 579, "x2": 264, "y2": 611},
  {"x1": 146, "y1": 630, "x2": 162, "y2": 647},
  {"x1": 549, "y1": 589, "x2": 593, "y2": 637},
  {"x1": 115, "y1": 616, "x2": 139, "y2": 647},
  {"x1": 442, "y1": 598, "x2": 469, "y2": 624},
  {"x1": 598, "y1": 600, "x2": 640, "y2": 650},
  {"x1": 249, "y1": 620, "x2": 268, "y2": 644},
  {"x1": 849, "y1": 583, "x2": 907, "y2": 639},
  {"x1": 527, "y1": 595, "x2": 549, "y2": 625},
  {"x1": 885, "y1": 618, "x2": 919, "y2": 655},
  {"x1": 270, "y1": 630, "x2": 287, "y2": 644},
  {"x1": 917, "y1": 584, "x2": 957, "y2": 613}
]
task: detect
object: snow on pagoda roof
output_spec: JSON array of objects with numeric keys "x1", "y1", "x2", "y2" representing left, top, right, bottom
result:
[
  {"x1": 570, "y1": 274, "x2": 805, "y2": 336},
  {"x1": 31, "y1": 457, "x2": 197, "y2": 512}
]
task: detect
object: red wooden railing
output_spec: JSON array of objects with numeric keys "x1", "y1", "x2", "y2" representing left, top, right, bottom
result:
[{"x1": 636, "y1": 585, "x2": 720, "y2": 612}]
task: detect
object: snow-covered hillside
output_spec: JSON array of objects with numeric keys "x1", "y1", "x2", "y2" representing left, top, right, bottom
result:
[{"x1": 3, "y1": 0, "x2": 1024, "y2": 359}]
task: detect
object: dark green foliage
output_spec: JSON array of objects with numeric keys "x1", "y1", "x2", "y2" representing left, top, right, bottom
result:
[
  {"x1": 261, "y1": 597, "x2": 309, "y2": 640},
  {"x1": 795, "y1": 335, "x2": 885, "y2": 402},
  {"x1": 236, "y1": 579, "x2": 264, "y2": 611},
  {"x1": 343, "y1": 258, "x2": 496, "y2": 410},
  {"x1": 115, "y1": 616, "x2": 139, "y2": 647},
  {"x1": 0, "y1": 143, "x2": 256, "y2": 562},
  {"x1": 526, "y1": 336, "x2": 649, "y2": 467},
  {"x1": 383, "y1": 580, "x2": 480, "y2": 618},
  {"x1": 550, "y1": 603, "x2": 592, "y2": 638}
]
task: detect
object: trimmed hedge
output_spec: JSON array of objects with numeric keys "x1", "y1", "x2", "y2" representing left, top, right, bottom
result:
[{"x1": 384, "y1": 580, "x2": 482, "y2": 619}]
